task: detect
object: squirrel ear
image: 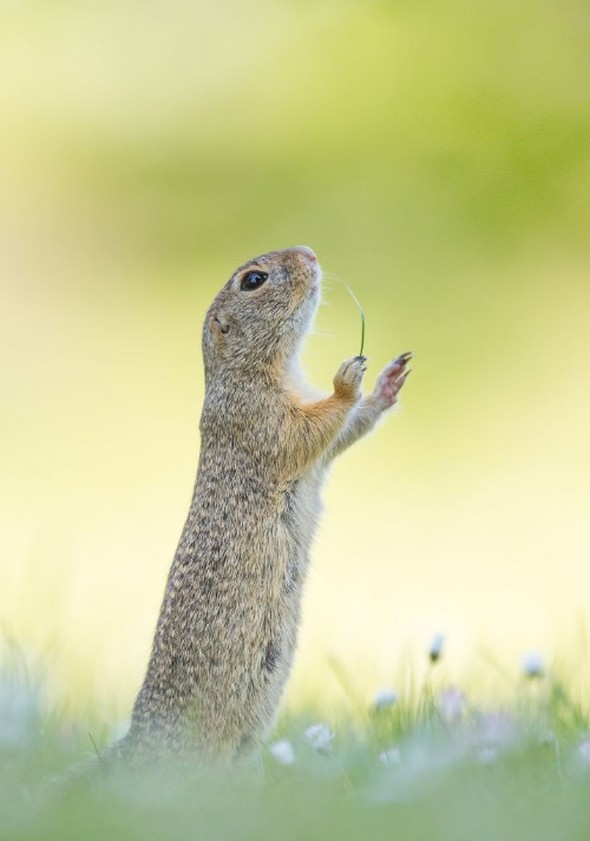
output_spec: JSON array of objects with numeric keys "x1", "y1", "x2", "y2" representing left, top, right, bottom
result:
[{"x1": 211, "y1": 312, "x2": 230, "y2": 338}]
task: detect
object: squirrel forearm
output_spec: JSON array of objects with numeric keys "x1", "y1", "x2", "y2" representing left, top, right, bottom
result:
[
  {"x1": 284, "y1": 392, "x2": 356, "y2": 476},
  {"x1": 328, "y1": 355, "x2": 412, "y2": 461},
  {"x1": 327, "y1": 394, "x2": 385, "y2": 461},
  {"x1": 280, "y1": 355, "x2": 366, "y2": 477}
]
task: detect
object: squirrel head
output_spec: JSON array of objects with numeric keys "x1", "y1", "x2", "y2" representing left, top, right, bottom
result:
[{"x1": 202, "y1": 246, "x2": 321, "y2": 382}]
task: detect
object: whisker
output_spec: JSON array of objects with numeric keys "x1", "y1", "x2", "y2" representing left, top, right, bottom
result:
[{"x1": 310, "y1": 327, "x2": 337, "y2": 338}]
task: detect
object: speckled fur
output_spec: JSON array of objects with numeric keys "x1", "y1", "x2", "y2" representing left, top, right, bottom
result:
[{"x1": 112, "y1": 246, "x2": 409, "y2": 766}]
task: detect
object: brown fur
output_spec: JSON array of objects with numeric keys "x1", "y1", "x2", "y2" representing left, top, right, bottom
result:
[{"x1": 112, "y1": 245, "x2": 410, "y2": 766}]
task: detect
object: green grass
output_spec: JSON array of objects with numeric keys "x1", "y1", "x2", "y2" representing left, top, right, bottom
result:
[{"x1": 2, "y1": 648, "x2": 590, "y2": 841}]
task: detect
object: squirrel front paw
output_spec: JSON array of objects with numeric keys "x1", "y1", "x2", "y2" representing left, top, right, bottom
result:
[
  {"x1": 333, "y1": 355, "x2": 367, "y2": 403},
  {"x1": 373, "y1": 352, "x2": 412, "y2": 409}
]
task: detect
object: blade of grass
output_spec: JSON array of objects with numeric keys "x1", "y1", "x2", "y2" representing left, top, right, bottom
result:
[{"x1": 343, "y1": 283, "x2": 366, "y2": 357}]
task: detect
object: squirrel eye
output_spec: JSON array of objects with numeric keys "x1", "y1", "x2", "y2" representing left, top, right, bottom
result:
[{"x1": 240, "y1": 270, "x2": 268, "y2": 291}]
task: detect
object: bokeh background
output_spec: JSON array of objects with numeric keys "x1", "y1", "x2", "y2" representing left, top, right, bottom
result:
[{"x1": 2, "y1": 0, "x2": 589, "y2": 720}]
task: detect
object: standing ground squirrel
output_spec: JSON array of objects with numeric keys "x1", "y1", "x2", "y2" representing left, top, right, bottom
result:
[{"x1": 117, "y1": 245, "x2": 411, "y2": 765}]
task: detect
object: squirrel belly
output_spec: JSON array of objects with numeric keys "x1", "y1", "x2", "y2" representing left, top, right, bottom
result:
[{"x1": 113, "y1": 246, "x2": 411, "y2": 765}]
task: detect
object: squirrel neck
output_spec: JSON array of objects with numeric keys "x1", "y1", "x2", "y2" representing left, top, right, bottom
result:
[{"x1": 204, "y1": 334, "x2": 304, "y2": 393}]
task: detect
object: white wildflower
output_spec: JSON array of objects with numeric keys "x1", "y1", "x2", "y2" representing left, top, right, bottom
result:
[
  {"x1": 372, "y1": 688, "x2": 399, "y2": 711},
  {"x1": 438, "y1": 687, "x2": 466, "y2": 725},
  {"x1": 269, "y1": 739, "x2": 295, "y2": 766},
  {"x1": 429, "y1": 632, "x2": 445, "y2": 663},
  {"x1": 477, "y1": 746, "x2": 498, "y2": 765},
  {"x1": 379, "y1": 747, "x2": 401, "y2": 766},
  {"x1": 478, "y1": 712, "x2": 517, "y2": 749},
  {"x1": 521, "y1": 651, "x2": 544, "y2": 678},
  {"x1": 304, "y1": 722, "x2": 334, "y2": 752}
]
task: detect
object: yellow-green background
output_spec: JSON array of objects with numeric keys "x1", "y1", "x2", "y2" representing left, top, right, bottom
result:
[{"x1": 2, "y1": 0, "x2": 589, "y2": 717}]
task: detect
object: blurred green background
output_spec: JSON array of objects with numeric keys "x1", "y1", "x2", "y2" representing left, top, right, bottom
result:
[{"x1": 1, "y1": 0, "x2": 589, "y2": 719}]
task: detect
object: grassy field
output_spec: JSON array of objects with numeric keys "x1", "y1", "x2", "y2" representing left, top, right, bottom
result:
[{"x1": 2, "y1": 645, "x2": 590, "y2": 841}]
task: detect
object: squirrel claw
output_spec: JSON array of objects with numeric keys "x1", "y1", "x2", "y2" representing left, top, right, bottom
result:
[
  {"x1": 394, "y1": 351, "x2": 413, "y2": 366},
  {"x1": 374, "y1": 354, "x2": 413, "y2": 407}
]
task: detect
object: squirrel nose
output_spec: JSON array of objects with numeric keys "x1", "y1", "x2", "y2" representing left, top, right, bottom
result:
[{"x1": 293, "y1": 245, "x2": 317, "y2": 264}]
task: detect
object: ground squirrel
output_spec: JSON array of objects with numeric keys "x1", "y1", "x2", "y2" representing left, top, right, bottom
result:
[{"x1": 116, "y1": 245, "x2": 411, "y2": 765}]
